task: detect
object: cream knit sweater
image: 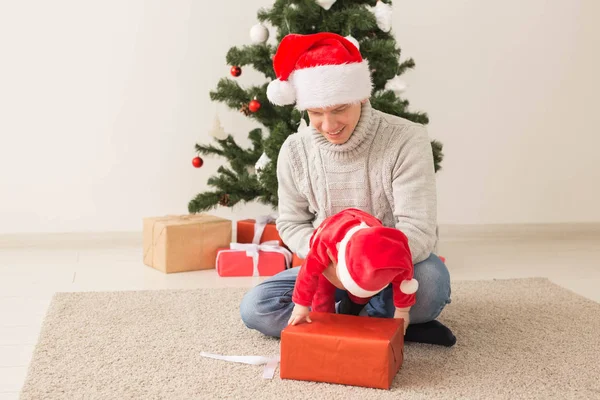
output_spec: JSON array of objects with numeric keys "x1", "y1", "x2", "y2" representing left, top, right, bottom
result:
[{"x1": 276, "y1": 101, "x2": 438, "y2": 264}]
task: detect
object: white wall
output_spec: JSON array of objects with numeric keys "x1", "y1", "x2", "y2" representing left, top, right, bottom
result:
[
  {"x1": 1, "y1": 0, "x2": 598, "y2": 234},
  {"x1": 396, "y1": 0, "x2": 600, "y2": 225}
]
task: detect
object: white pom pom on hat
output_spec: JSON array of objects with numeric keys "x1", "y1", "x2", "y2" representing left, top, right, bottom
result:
[
  {"x1": 266, "y1": 79, "x2": 296, "y2": 106},
  {"x1": 400, "y1": 278, "x2": 419, "y2": 295}
]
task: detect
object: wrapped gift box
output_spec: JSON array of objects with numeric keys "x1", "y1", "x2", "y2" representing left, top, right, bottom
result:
[
  {"x1": 216, "y1": 241, "x2": 292, "y2": 277},
  {"x1": 143, "y1": 214, "x2": 232, "y2": 273},
  {"x1": 236, "y1": 217, "x2": 284, "y2": 246},
  {"x1": 292, "y1": 253, "x2": 304, "y2": 268},
  {"x1": 280, "y1": 312, "x2": 404, "y2": 389}
]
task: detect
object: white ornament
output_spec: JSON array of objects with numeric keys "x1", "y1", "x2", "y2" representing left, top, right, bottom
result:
[
  {"x1": 344, "y1": 35, "x2": 360, "y2": 50},
  {"x1": 289, "y1": 4, "x2": 298, "y2": 10},
  {"x1": 315, "y1": 0, "x2": 336, "y2": 11},
  {"x1": 385, "y1": 75, "x2": 408, "y2": 95},
  {"x1": 250, "y1": 23, "x2": 269, "y2": 45},
  {"x1": 255, "y1": 152, "x2": 271, "y2": 180},
  {"x1": 209, "y1": 115, "x2": 227, "y2": 140},
  {"x1": 297, "y1": 118, "x2": 310, "y2": 134},
  {"x1": 366, "y1": 0, "x2": 393, "y2": 33}
]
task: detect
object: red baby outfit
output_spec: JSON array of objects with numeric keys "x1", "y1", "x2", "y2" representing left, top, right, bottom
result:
[{"x1": 292, "y1": 208, "x2": 418, "y2": 313}]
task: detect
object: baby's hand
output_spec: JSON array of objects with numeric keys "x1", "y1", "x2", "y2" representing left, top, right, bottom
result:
[
  {"x1": 394, "y1": 307, "x2": 411, "y2": 334},
  {"x1": 288, "y1": 304, "x2": 312, "y2": 326}
]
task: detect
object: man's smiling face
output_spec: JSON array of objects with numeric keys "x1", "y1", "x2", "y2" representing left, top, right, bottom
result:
[{"x1": 307, "y1": 101, "x2": 364, "y2": 145}]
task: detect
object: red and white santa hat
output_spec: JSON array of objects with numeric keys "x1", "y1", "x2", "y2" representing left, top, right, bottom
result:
[
  {"x1": 267, "y1": 32, "x2": 373, "y2": 111},
  {"x1": 337, "y1": 223, "x2": 419, "y2": 298}
]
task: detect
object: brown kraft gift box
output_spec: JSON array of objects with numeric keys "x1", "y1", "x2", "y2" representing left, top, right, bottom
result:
[
  {"x1": 280, "y1": 312, "x2": 404, "y2": 389},
  {"x1": 143, "y1": 214, "x2": 232, "y2": 273}
]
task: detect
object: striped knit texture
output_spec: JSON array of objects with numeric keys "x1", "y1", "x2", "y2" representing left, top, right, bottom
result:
[{"x1": 276, "y1": 101, "x2": 438, "y2": 263}]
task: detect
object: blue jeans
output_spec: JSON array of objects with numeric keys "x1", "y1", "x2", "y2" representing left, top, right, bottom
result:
[{"x1": 240, "y1": 253, "x2": 452, "y2": 337}]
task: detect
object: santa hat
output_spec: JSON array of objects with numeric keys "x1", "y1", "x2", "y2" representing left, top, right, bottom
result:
[
  {"x1": 337, "y1": 223, "x2": 419, "y2": 298},
  {"x1": 267, "y1": 32, "x2": 373, "y2": 111}
]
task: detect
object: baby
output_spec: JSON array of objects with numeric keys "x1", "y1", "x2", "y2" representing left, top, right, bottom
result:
[{"x1": 288, "y1": 208, "x2": 419, "y2": 333}]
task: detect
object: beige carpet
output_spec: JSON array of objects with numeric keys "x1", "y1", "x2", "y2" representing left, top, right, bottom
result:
[{"x1": 21, "y1": 278, "x2": 600, "y2": 399}]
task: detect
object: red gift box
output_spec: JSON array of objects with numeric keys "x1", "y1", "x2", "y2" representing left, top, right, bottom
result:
[
  {"x1": 216, "y1": 241, "x2": 292, "y2": 277},
  {"x1": 292, "y1": 253, "x2": 304, "y2": 267},
  {"x1": 280, "y1": 312, "x2": 405, "y2": 389},
  {"x1": 236, "y1": 216, "x2": 284, "y2": 246}
]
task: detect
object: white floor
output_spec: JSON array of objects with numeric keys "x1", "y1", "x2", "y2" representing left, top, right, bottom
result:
[{"x1": 1, "y1": 234, "x2": 599, "y2": 398}]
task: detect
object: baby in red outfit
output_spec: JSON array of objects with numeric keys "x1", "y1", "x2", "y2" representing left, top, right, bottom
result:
[{"x1": 288, "y1": 208, "x2": 418, "y2": 333}]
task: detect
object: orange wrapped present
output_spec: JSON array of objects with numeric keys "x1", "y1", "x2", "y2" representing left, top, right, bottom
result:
[
  {"x1": 216, "y1": 241, "x2": 292, "y2": 277},
  {"x1": 237, "y1": 215, "x2": 284, "y2": 246},
  {"x1": 292, "y1": 253, "x2": 304, "y2": 268},
  {"x1": 280, "y1": 312, "x2": 405, "y2": 389}
]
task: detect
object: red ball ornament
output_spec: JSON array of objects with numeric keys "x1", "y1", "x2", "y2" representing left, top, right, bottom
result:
[
  {"x1": 192, "y1": 156, "x2": 203, "y2": 168},
  {"x1": 230, "y1": 66, "x2": 242, "y2": 77},
  {"x1": 248, "y1": 99, "x2": 261, "y2": 113}
]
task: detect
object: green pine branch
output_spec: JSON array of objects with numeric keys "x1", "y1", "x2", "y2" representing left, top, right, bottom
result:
[
  {"x1": 321, "y1": 4, "x2": 377, "y2": 36},
  {"x1": 361, "y1": 39, "x2": 400, "y2": 89},
  {"x1": 256, "y1": 162, "x2": 279, "y2": 205},
  {"x1": 262, "y1": 121, "x2": 294, "y2": 160},
  {"x1": 219, "y1": 131, "x2": 263, "y2": 174},
  {"x1": 188, "y1": 191, "x2": 223, "y2": 213},
  {"x1": 226, "y1": 45, "x2": 277, "y2": 80},
  {"x1": 195, "y1": 142, "x2": 225, "y2": 157},
  {"x1": 209, "y1": 80, "x2": 296, "y2": 132},
  {"x1": 209, "y1": 78, "x2": 249, "y2": 107},
  {"x1": 397, "y1": 58, "x2": 415, "y2": 75},
  {"x1": 258, "y1": 1, "x2": 323, "y2": 38},
  {"x1": 194, "y1": 133, "x2": 262, "y2": 171},
  {"x1": 370, "y1": 90, "x2": 429, "y2": 124},
  {"x1": 190, "y1": 0, "x2": 444, "y2": 213},
  {"x1": 343, "y1": 0, "x2": 385, "y2": 6},
  {"x1": 187, "y1": 175, "x2": 267, "y2": 213},
  {"x1": 207, "y1": 168, "x2": 238, "y2": 193},
  {"x1": 245, "y1": 86, "x2": 292, "y2": 129},
  {"x1": 431, "y1": 139, "x2": 444, "y2": 173},
  {"x1": 248, "y1": 128, "x2": 263, "y2": 152}
]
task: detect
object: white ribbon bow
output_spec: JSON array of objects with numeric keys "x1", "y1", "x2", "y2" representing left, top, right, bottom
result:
[
  {"x1": 200, "y1": 352, "x2": 280, "y2": 379},
  {"x1": 227, "y1": 240, "x2": 292, "y2": 277},
  {"x1": 251, "y1": 213, "x2": 278, "y2": 244}
]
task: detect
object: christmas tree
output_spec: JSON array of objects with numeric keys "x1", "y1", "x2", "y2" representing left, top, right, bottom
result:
[{"x1": 188, "y1": 0, "x2": 443, "y2": 213}]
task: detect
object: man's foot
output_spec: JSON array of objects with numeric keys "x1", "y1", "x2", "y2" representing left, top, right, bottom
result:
[
  {"x1": 337, "y1": 294, "x2": 367, "y2": 316},
  {"x1": 404, "y1": 320, "x2": 456, "y2": 347}
]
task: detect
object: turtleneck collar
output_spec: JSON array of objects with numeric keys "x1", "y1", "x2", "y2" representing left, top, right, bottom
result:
[{"x1": 309, "y1": 100, "x2": 378, "y2": 159}]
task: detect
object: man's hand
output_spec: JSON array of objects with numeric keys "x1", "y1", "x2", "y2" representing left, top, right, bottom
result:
[
  {"x1": 288, "y1": 304, "x2": 312, "y2": 326},
  {"x1": 394, "y1": 307, "x2": 411, "y2": 334}
]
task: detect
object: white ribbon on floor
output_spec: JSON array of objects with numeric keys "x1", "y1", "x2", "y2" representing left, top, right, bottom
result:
[{"x1": 199, "y1": 352, "x2": 281, "y2": 379}]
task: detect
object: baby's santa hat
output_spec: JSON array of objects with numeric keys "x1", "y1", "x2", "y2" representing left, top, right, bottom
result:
[
  {"x1": 337, "y1": 223, "x2": 419, "y2": 298},
  {"x1": 267, "y1": 32, "x2": 373, "y2": 111}
]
